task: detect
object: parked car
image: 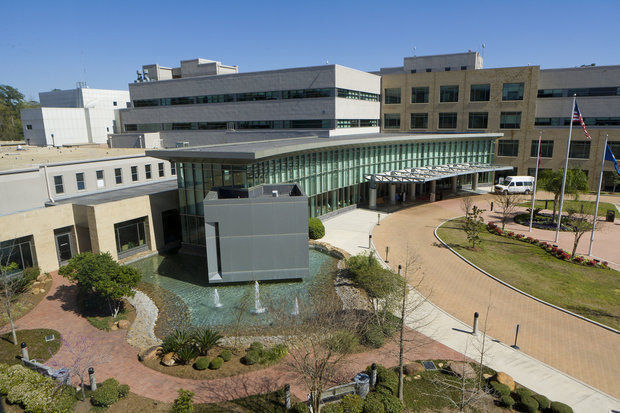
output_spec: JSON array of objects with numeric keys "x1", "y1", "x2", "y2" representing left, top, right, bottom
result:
[{"x1": 494, "y1": 176, "x2": 535, "y2": 194}]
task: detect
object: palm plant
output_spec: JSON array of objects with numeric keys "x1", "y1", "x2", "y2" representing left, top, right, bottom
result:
[
  {"x1": 160, "y1": 329, "x2": 194, "y2": 355},
  {"x1": 193, "y1": 328, "x2": 223, "y2": 356},
  {"x1": 175, "y1": 344, "x2": 199, "y2": 365}
]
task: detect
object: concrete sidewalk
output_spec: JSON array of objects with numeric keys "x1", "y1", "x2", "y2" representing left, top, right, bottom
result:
[{"x1": 322, "y1": 207, "x2": 619, "y2": 413}]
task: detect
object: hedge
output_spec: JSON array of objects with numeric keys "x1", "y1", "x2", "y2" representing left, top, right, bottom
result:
[
  {"x1": 194, "y1": 356, "x2": 209, "y2": 370},
  {"x1": 340, "y1": 394, "x2": 364, "y2": 413},
  {"x1": 489, "y1": 380, "x2": 511, "y2": 397},
  {"x1": 549, "y1": 401, "x2": 574, "y2": 413},
  {"x1": 91, "y1": 383, "x2": 119, "y2": 407},
  {"x1": 219, "y1": 349, "x2": 232, "y2": 362},
  {"x1": 209, "y1": 357, "x2": 224, "y2": 370},
  {"x1": 291, "y1": 402, "x2": 310, "y2": 413},
  {"x1": 309, "y1": 218, "x2": 325, "y2": 239},
  {"x1": 515, "y1": 396, "x2": 539, "y2": 413},
  {"x1": 363, "y1": 392, "x2": 385, "y2": 413},
  {"x1": 321, "y1": 402, "x2": 343, "y2": 413},
  {"x1": 532, "y1": 393, "x2": 550, "y2": 410},
  {"x1": 500, "y1": 395, "x2": 515, "y2": 408}
]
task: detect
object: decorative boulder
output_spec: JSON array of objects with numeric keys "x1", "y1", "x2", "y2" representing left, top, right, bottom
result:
[
  {"x1": 117, "y1": 320, "x2": 130, "y2": 329},
  {"x1": 138, "y1": 346, "x2": 161, "y2": 362},
  {"x1": 446, "y1": 361, "x2": 476, "y2": 379},
  {"x1": 36, "y1": 274, "x2": 46, "y2": 282},
  {"x1": 162, "y1": 352, "x2": 175, "y2": 366},
  {"x1": 493, "y1": 372, "x2": 515, "y2": 391},
  {"x1": 403, "y1": 362, "x2": 425, "y2": 376}
]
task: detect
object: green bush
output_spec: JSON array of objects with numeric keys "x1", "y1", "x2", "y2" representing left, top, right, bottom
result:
[
  {"x1": 308, "y1": 217, "x2": 325, "y2": 239},
  {"x1": 321, "y1": 402, "x2": 343, "y2": 413},
  {"x1": 549, "y1": 401, "x2": 574, "y2": 413},
  {"x1": 362, "y1": 323, "x2": 385, "y2": 348},
  {"x1": 242, "y1": 349, "x2": 259, "y2": 365},
  {"x1": 102, "y1": 377, "x2": 120, "y2": 388},
  {"x1": 249, "y1": 341, "x2": 264, "y2": 353},
  {"x1": 346, "y1": 253, "x2": 403, "y2": 301},
  {"x1": 515, "y1": 396, "x2": 539, "y2": 413},
  {"x1": 489, "y1": 380, "x2": 511, "y2": 397},
  {"x1": 220, "y1": 349, "x2": 232, "y2": 362},
  {"x1": 380, "y1": 392, "x2": 403, "y2": 413},
  {"x1": 532, "y1": 394, "x2": 550, "y2": 410},
  {"x1": 175, "y1": 344, "x2": 199, "y2": 365},
  {"x1": 172, "y1": 388, "x2": 194, "y2": 413},
  {"x1": 161, "y1": 329, "x2": 194, "y2": 355},
  {"x1": 90, "y1": 383, "x2": 119, "y2": 407},
  {"x1": 514, "y1": 387, "x2": 532, "y2": 402},
  {"x1": 340, "y1": 394, "x2": 364, "y2": 413},
  {"x1": 209, "y1": 357, "x2": 224, "y2": 370},
  {"x1": 19, "y1": 267, "x2": 40, "y2": 291},
  {"x1": 363, "y1": 392, "x2": 385, "y2": 413},
  {"x1": 192, "y1": 328, "x2": 222, "y2": 356},
  {"x1": 262, "y1": 344, "x2": 288, "y2": 364},
  {"x1": 326, "y1": 330, "x2": 358, "y2": 354},
  {"x1": 118, "y1": 384, "x2": 130, "y2": 398},
  {"x1": 291, "y1": 401, "x2": 310, "y2": 413},
  {"x1": 499, "y1": 395, "x2": 515, "y2": 408},
  {"x1": 194, "y1": 356, "x2": 210, "y2": 370}
]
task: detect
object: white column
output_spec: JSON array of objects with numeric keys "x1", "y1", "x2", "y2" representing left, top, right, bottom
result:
[
  {"x1": 389, "y1": 184, "x2": 396, "y2": 205},
  {"x1": 472, "y1": 173, "x2": 478, "y2": 191},
  {"x1": 430, "y1": 180, "x2": 436, "y2": 202},
  {"x1": 369, "y1": 187, "x2": 377, "y2": 210},
  {"x1": 409, "y1": 183, "x2": 416, "y2": 200},
  {"x1": 451, "y1": 176, "x2": 457, "y2": 194}
]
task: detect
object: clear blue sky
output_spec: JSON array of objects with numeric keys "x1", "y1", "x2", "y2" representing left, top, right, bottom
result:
[{"x1": 2, "y1": 0, "x2": 618, "y2": 101}]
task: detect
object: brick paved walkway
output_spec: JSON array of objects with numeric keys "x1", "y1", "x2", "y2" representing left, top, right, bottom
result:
[
  {"x1": 2, "y1": 271, "x2": 467, "y2": 403},
  {"x1": 372, "y1": 195, "x2": 620, "y2": 398}
]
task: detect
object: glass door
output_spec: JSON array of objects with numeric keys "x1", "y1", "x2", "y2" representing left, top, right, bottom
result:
[{"x1": 55, "y1": 233, "x2": 74, "y2": 265}]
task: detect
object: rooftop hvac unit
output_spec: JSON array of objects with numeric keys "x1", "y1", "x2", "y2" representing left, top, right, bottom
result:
[
  {"x1": 272, "y1": 190, "x2": 279, "y2": 197},
  {"x1": 176, "y1": 141, "x2": 190, "y2": 148}
]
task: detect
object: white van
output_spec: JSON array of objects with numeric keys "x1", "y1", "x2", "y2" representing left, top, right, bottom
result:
[{"x1": 494, "y1": 176, "x2": 535, "y2": 194}]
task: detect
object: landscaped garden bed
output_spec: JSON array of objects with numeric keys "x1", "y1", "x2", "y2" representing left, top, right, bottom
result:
[
  {"x1": 437, "y1": 218, "x2": 619, "y2": 329},
  {"x1": 0, "y1": 269, "x2": 52, "y2": 327},
  {"x1": 0, "y1": 329, "x2": 61, "y2": 365},
  {"x1": 518, "y1": 199, "x2": 618, "y2": 217}
]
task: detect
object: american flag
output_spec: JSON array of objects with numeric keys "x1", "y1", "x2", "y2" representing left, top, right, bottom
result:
[{"x1": 572, "y1": 101, "x2": 591, "y2": 140}]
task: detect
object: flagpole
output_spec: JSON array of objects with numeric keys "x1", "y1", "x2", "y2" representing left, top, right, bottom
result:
[
  {"x1": 555, "y1": 94, "x2": 576, "y2": 243},
  {"x1": 529, "y1": 131, "x2": 542, "y2": 232},
  {"x1": 588, "y1": 134, "x2": 608, "y2": 256}
]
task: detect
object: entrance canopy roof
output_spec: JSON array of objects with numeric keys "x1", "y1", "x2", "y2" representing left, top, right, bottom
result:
[{"x1": 364, "y1": 162, "x2": 513, "y2": 184}]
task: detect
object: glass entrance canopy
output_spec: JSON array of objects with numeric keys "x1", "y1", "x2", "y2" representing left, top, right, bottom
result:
[{"x1": 365, "y1": 162, "x2": 514, "y2": 184}]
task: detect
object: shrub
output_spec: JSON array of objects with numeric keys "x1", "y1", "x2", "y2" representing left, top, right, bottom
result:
[
  {"x1": 175, "y1": 344, "x2": 199, "y2": 365},
  {"x1": 499, "y1": 395, "x2": 515, "y2": 408},
  {"x1": 340, "y1": 394, "x2": 364, "y2": 413},
  {"x1": 326, "y1": 330, "x2": 358, "y2": 354},
  {"x1": 514, "y1": 387, "x2": 532, "y2": 402},
  {"x1": 91, "y1": 383, "x2": 119, "y2": 407},
  {"x1": 172, "y1": 388, "x2": 194, "y2": 413},
  {"x1": 249, "y1": 341, "x2": 264, "y2": 353},
  {"x1": 262, "y1": 344, "x2": 288, "y2": 364},
  {"x1": 363, "y1": 392, "x2": 385, "y2": 413},
  {"x1": 19, "y1": 266, "x2": 40, "y2": 291},
  {"x1": 362, "y1": 323, "x2": 385, "y2": 348},
  {"x1": 194, "y1": 356, "x2": 210, "y2": 370},
  {"x1": 380, "y1": 392, "x2": 403, "y2": 413},
  {"x1": 118, "y1": 384, "x2": 130, "y2": 398},
  {"x1": 242, "y1": 349, "x2": 259, "y2": 365},
  {"x1": 192, "y1": 328, "x2": 223, "y2": 355},
  {"x1": 515, "y1": 396, "x2": 539, "y2": 413},
  {"x1": 368, "y1": 364, "x2": 398, "y2": 396},
  {"x1": 308, "y1": 217, "x2": 325, "y2": 239},
  {"x1": 532, "y1": 394, "x2": 550, "y2": 410},
  {"x1": 549, "y1": 401, "x2": 574, "y2": 413},
  {"x1": 219, "y1": 349, "x2": 232, "y2": 362},
  {"x1": 209, "y1": 357, "x2": 224, "y2": 370},
  {"x1": 161, "y1": 329, "x2": 194, "y2": 355},
  {"x1": 291, "y1": 402, "x2": 310, "y2": 413},
  {"x1": 489, "y1": 380, "x2": 511, "y2": 397},
  {"x1": 321, "y1": 402, "x2": 343, "y2": 413},
  {"x1": 102, "y1": 377, "x2": 120, "y2": 388}
]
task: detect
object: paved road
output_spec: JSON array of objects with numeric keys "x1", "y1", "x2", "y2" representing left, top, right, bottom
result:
[{"x1": 368, "y1": 196, "x2": 619, "y2": 401}]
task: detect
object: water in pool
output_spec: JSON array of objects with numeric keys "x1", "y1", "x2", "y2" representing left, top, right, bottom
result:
[{"x1": 131, "y1": 249, "x2": 337, "y2": 327}]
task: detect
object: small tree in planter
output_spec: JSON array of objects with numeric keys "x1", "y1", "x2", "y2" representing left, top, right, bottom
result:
[
  {"x1": 493, "y1": 192, "x2": 522, "y2": 230},
  {"x1": 461, "y1": 199, "x2": 485, "y2": 249},
  {"x1": 565, "y1": 209, "x2": 594, "y2": 258}
]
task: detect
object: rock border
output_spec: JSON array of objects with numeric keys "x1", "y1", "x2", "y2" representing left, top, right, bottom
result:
[{"x1": 125, "y1": 290, "x2": 163, "y2": 350}]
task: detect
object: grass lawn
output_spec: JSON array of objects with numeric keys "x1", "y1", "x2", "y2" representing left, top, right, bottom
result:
[
  {"x1": 438, "y1": 219, "x2": 620, "y2": 329},
  {"x1": 0, "y1": 329, "x2": 61, "y2": 365},
  {"x1": 85, "y1": 298, "x2": 136, "y2": 331},
  {"x1": 0, "y1": 278, "x2": 52, "y2": 326},
  {"x1": 520, "y1": 199, "x2": 618, "y2": 216}
]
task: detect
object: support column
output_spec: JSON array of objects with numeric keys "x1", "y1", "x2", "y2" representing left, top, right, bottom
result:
[
  {"x1": 369, "y1": 187, "x2": 377, "y2": 210},
  {"x1": 389, "y1": 184, "x2": 396, "y2": 205},
  {"x1": 451, "y1": 176, "x2": 457, "y2": 194},
  {"x1": 429, "y1": 180, "x2": 436, "y2": 202},
  {"x1": 409, "y1": 182, "x2": 416, "y2": 201},
  {"x1": 472, "y1": 173, "x2": 479, "y2": 191}
]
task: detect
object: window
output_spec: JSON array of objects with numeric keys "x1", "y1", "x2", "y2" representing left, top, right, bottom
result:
[
  {"x1": 0, "y1": 236, "x2": 36, "y2": 272},
  {"x1": 26, "y1": 124, "x2": 32, "y2": 130},
  {"x1": 444, "y1": 67, "x2": 451, "y2": 71},
  {"x1": 114, "y1": 217, "x2": 147, "y2": 255},
  {"x1": 500, "y1": 112, "x2": 522, "y2": 129},
  {"x1": 440, "y1": 85, "x2": 459, "y2": 102},
  {"x1": 410, "y1": 69, "x2": 416, "y2": 73},
  {"x1": 537, "y1": 89, "x2": 563, "y2": 98},
  {"x1": 411, "y1": 87, "x2": 429, "y2": 103},
  {"x1": 609, "y1": 142, "x2": 620, "y2": 158},
  {"x1": 530, "y1": 140, "x2": 554, "y2": 158},
  {"x1": 113, "y1": 101, "x2": 118, "y2": 106},
  {"x1": 426, "y1": 68, "x2": 432, "y2": 73},
  {"x1": 502, "y1": 83, "x2": 524, "y2": 100},
  {"x1": 468, "y1": 112, "x2": 488, "y2": 129},
  {"x1": 410, "y1": 113, "x2": 428, "y2": 129},
  {"x1": 115, "y1": 168, "x2": 122, "y2": 184},
  {"x1": 236, "y1": 91, "x2": 278, "y2": 102},
  {"x1": 76, "y1": 173, "x2": 85, "y2": 190},
  {"x1": 461, "y1": 65, "x2": 467, "y2": 70},
  {"x1": 438, "y1": 113, "x2": 457, "y2": 129},
  {"x1": 53, "y1": 176, "x2": 64, "y2": 194},
  {"x1": 96, "y1": 170, "x2": 105, "y2": 188},
  {"x1": 131, "y1": 166, "x2": 138, "y2": 181},
  {"x1": 538, "y1": 86, "x2": 620, "y2": 98},
  {"x1": 383, "y1": 114, "x2": 401, "y2": 129},
  {"x1": 569, "y1": 141, "x2": 591, "y2": 159},
  {"x1": 384, "y1": 88, "x2": 401, "y2": 104},
  {"x1": 282, "y1": 88, "x2": 331, "y2": 99},
  {"x1": 470, "y1": 84, "x2": 490, "y2": 101},
  {"x1": 158, "y1": 162, "x2": 165, "y2": 177},
  {"x1": 171, "y1": 163, "x2": 176, "y2": 176},
  {"x1": 145, "y1": 164, "x2": 152, "y2": 179},
  {"x1": 498, "y1": 140, "x2": 520, "y2": 157}
]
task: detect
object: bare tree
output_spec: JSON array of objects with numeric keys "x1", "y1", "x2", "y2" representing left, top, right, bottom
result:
[
  {"x1": 229, "y1": 289, "x2": 253, "y2": 350},
  {"x1": 0, "y1": 242, "x2": 28, "y2": 345},
  {"x1": 48, "y1": 335, "x2": 109, "y2": 400},
  {"x1": 566, "y1": 209, "x2": 595, "y2": 258},
  {"x1": 461, "y1": 201, "x2": 485, "y2": 249},
  {"x1": 493, "y1": 192, "x2": 522, "y2": 230}
]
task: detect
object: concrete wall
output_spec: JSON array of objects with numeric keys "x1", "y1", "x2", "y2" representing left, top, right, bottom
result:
[
  {"x1": 403, "y1": 52, "x2": 483, "y2": 73},
  {"x1": 39, "y1": 88, "x2": 129, "y2": 109}
]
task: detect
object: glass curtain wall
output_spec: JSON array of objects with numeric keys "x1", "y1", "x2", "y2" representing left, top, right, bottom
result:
[{"x1": 176, "y1": 139, "x2": 495, "y2": 244}]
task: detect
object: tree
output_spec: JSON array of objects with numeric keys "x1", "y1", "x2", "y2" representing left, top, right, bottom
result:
[
  {"x1": 493, "y1": 192, "x2": 522, "y2": 230},
  {"x1": 0, "y1": 85, "x2": 39, "y2": 140},
  {"x1": 566, "y1": 209, "x2": 594, "y2": 258},
  {"x1": 461, "y1": 198, "x2": 485, "y2": 249},
  {"x1": 0, "y1": 242, "x2": 30, "y2": 345},
  {"x1": 539, "y1": 169, "x2": 589, "y2": 222},
  {"x1": 59, "y1": 252, "x2": 141, "y2": 317}
]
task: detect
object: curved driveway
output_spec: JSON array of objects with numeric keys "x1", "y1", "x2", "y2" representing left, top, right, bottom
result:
[{"x1": 372, "y1": 195, "x2": 620, "y2": 398}]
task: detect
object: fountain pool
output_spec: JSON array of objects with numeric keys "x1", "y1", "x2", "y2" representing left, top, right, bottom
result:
[{"x1": 130, "y1": 249, "x2": 337, "y2": 328}]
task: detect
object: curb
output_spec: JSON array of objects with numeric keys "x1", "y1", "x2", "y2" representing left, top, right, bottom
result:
[{"x1": 434, "y1": 216, "x2": 619, "y2": 334}]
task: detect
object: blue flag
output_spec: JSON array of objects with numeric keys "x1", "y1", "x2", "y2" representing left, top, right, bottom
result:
[{"x1": 605, "y1": 144, "x2": 620, "y2": 176}]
